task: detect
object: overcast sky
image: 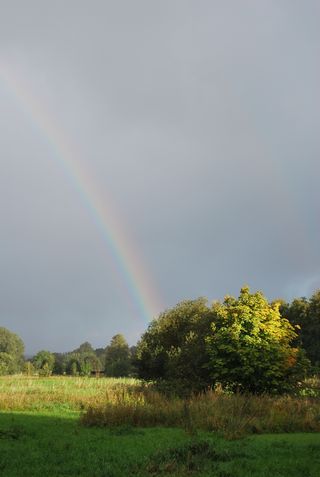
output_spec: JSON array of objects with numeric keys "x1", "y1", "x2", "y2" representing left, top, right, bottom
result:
[{"x1": 0, "y1": 1, "x2": 319, "y2": 354}]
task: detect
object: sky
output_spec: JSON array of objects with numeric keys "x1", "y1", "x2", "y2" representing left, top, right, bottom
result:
[{"x1": 0, "y1": 1, "x2": 319, "y2": 354}]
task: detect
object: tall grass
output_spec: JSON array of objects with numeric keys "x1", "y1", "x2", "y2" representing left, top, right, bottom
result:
[
  {"x1": 1, "y1": 375, "x2": 320, "y2": 438},
  {"x1": 0, "y1": 375, "x2": 141, "y2": 411},
  {"x1": 81, "y1": 387, "x2": 320, "y2": 438}
]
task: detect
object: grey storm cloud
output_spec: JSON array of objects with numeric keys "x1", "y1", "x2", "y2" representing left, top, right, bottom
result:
[{"x1": 0, "y1": 0, "x2": 319, "y2": 353}]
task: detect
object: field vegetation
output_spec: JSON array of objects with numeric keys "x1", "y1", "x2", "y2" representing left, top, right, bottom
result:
[
  {"x1": 0, "y1": 375, "x2": 320, "y2": 476},
  {"x1": 1, "y1": 375, "x2": 319, "y2": 438},
  {"x1": 0, "y1": 375, "x2": 140, "y2": 412}
]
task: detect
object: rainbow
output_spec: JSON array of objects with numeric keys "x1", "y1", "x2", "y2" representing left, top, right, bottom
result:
[{"x1": 0, "y1": 62, "x2": 162, "y2": 324}]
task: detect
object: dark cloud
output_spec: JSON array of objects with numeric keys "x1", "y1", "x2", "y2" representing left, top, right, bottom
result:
[{"x1": 1, "y1": 1, "x2": 319, "y2": 353}]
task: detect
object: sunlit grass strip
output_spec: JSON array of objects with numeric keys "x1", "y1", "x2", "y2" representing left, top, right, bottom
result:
[{"x1": 0, "y1": 375, "x2": 142, "y2": 411}]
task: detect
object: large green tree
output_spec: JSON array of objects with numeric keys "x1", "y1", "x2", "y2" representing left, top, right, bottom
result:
[
  {"x1": 73, "y1": 342, "x2": 95, "y2": 355},
  {"x1": 0, "y1": 327, "x2": 24, "y2": 375},
  {"x1": 206, "y1": 287, "x2": 309, "y2": 393},
  {"x1": 136, "y1": 298, "x2": 214, "y2": 392}
]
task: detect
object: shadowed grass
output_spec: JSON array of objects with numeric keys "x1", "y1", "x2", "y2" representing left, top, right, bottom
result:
[
  {"x1": 1, "y1": 376, "x2": 320, "y2": 476},
  {"x1": 0, "y1": 413, "x2": 319, "y2": 477},
  {"x1": 0, "y1": 412, "x2": 188, "y2": 477}
]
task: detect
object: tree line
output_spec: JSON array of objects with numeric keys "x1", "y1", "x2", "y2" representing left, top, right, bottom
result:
[
  {"x1": 24, "y1": 334, "x2": 134, "y2": 378},
  {"x1": 1, "y1": 286, "x2": 319, "y2": 393}
]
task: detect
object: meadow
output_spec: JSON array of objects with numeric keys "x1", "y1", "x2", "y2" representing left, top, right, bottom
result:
[{"x1": 0, "y1": 376, "x2": 320, "y2": 476}]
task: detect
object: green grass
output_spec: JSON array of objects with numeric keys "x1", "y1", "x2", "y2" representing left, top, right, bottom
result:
[
  {"x1": 0, "y1": 412, "x2": 187, "y2": 477},
  {"x1": 0, "y1": 412, "x2": 320, "y2": 476},
  {"x1": 0, "y1": 376, "x2": 320, "y2": 476}
]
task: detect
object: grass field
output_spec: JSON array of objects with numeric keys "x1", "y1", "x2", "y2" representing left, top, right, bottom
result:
[
  {"x1": 0, "y1": 375, "x2": 141, "y2": 412},
  {"x1": 0, "y1": 376, "x2": 320, "y2": 476}
]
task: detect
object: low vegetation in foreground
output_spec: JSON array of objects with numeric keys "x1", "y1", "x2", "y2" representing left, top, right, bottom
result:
[
  {"x1": 0, "y1": 376, "x2": 320, "y2": 476},
  {"x1": 1, "y1": 375, "x2": 320, "y2": 438},
  {"x1": 1, "y1": 412, "x2": 320, "y2": 477},
  {"x1": 82, "y1": 386, "x2": 320, "y2": 439}
]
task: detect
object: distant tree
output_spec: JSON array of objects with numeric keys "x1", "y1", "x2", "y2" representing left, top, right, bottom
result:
[
  {"x1": 95, "y1": 347, "x2": 106, "y2": 362},
  {"x1": 104, "y1": 334, "x2": 132, "y2": 377},
  {"x1": 52, "y1": 353, "x2": 68, "y2": 375},
  {"x1": 70, "y1": 360, "x2": 79, "y2": 376},
  {"x1": 79, "y1": 357, "x2": 91, "y2": 376},
  {"x1": 79, "y1": 352, "x2": 102, "y2": 376},
  {"x1": 64, "y1": 350, "x2": 102, "y2": 376},
  {"x1": 73, "y1": 342, "x2": 95, "y2": 354},
  {"x1": 129, "y1": 345, "x2": 139, "y2": 377},
  {"x1": 95, "y1": 347, "x2": 105, "y2": 355},
  {"x1": 23, "y1": 361, "x2": 35, "y2": 376},
  {"x1": 67, "y1": 342, "x2": 103, "y2": 376},
  {"x1": 65, "y1": 353, "x2": 81, "y2": 376},
  {"x1": 90, "y1": 354, "x2": 103, "y2": 375},
  {"x1": 206, "y1": 287, "x2": 309, "y2": 394},
  {"x1": 32, "y1": 350, "x2": 55, "y2": 376},
  {"x1": 0, "y1": 327, "x2": 24, "y2": 375}
]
